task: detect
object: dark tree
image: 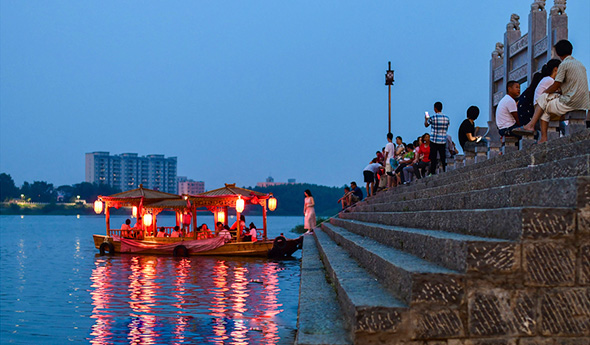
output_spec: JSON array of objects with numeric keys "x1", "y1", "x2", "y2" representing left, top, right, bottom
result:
[
  {"x1": 24, "y1": 181, "x2": 56, "y2": 203},
  {"x1": 0, "y1": 173, "x2": 19, "y2": 201}
]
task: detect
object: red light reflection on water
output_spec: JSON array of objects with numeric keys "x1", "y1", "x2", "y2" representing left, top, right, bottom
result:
[
  {"x1": 127, "y1": 257, "x2": 159, "y2": 344},
  {"x1": 89, "y1": 260, "x2": 114, "y2": 345},
  {"x1": 89, "y1": 257, "x2": 286, "y2": 345}
]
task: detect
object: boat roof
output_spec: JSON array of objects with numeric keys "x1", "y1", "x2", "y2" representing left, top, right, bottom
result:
[
  {"x1": 191, "y1": 183, "x2": 268, "y2": 198},
  {"x1": 102, "y1": 184, "x2": 180, "y2": 200}
]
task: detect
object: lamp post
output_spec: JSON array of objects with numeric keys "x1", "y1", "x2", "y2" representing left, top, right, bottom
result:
[{"x1": 385, "y1": 61, "x2": 394, "y2": 133}]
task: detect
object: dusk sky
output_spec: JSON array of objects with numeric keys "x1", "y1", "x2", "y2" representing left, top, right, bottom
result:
[{"x1": 1, "y1": 1, "x2": 589, "y2": 190}]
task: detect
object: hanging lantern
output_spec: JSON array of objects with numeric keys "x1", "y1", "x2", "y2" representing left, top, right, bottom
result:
[
  {"x1": 132, "y1": 206, "x2": 138, "y2": 218},
  {"x1": 268, "y1": 196, "x2": 277, "y2": 211},
  {"x1": 236, "y1": 195, "x2": 245, "y2": 213},
  {"x1": 94, "y1": 200, "x2": 103, "y2": 214},
  {"x1": 217, "y1": 209, "x2": 226, "y2": 223},
  {"x1": 143, "y1": 213, "x2": 153, "y2": 227}
]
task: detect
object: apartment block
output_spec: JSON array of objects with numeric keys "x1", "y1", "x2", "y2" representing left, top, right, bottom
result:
[{"x1": 85, "y1": 152, "x2": 177, "y2": 194}]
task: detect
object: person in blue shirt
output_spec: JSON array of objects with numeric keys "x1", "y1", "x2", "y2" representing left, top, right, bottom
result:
[{"x1": 350, "y1": 181, "x2": 363, "y2": 204}]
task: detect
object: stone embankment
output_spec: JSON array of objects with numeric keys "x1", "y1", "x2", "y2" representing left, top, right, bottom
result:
[{"x1": 296, "y1": 129, "x2": 590, "y2": 345}]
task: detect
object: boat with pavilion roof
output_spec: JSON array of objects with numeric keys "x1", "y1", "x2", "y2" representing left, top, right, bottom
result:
[{"x1": 92, "y1": 184, "x2": 302, "y2": 257}]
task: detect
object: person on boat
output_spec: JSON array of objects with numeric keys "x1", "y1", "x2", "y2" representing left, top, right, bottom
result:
[
  {"x1": 215, "y1": 222, "x2": 225, "y2": 235},
  {"x1": 230, "y1": 215, "x2": 246, "y2": 231},
  {"x1": 303, "y1": 189, "x2": 316, "y2": 235},
  {"x1": 171, "y1": 225, "x2": 181, "y2": 238},
  {"x1": 241, "y1": 226, "x2": 252, "y2": 242},
  {"x1": 200, "y1": 224, "x2": 213, "y2": 239},
  {"x1": 218, "y1": 224, "x2": 232, "y2": 242},
  {"x1": 121, "y1": 219, "x2": 131, "y2": 237},
  {"x1": 248, "y1": 222, "x2": 258, "y2": 243},
  {"x1": 157, "y1": 227, "x2": 167, "y2": 238}
]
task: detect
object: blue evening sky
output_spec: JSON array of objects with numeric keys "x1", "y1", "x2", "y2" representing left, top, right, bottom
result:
[{"x1": 1, "y1": 1, "x2": 589, "y2": 189}]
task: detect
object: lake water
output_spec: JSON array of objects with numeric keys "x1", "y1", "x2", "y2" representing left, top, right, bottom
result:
[{"x1": 0, "y1": 215, "x2": 304, "y2": 344}]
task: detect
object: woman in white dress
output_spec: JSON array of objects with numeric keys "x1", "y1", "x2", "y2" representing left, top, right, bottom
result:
[{"x1": 303, "y1": 189, "x2": 316, "y2": 234}]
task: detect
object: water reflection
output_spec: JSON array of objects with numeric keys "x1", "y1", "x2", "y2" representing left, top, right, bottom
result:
[{"x1": 88, "y1": 256, "x2": 288, "y2": 344}]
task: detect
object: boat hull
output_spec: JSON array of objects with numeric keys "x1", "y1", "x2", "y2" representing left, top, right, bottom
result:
[{"x1": 93, "y1": 235, "x2": 274, "y2": 257}]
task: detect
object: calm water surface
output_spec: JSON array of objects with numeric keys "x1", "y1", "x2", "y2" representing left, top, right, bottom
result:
[{"x1": 0, "y1": 215, "x2": 303, "y2": 344}]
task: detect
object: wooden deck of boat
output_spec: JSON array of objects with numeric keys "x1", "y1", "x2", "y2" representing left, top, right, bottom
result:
[{"x1": 93, "y1": 234, "x2": 273, "y2": 257}]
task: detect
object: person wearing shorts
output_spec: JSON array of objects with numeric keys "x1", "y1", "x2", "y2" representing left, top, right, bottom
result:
[
  {"x1": 363, "y1": 158, "x2": 381, "y2": 197},
  {"x1": 523, "y1": 40, "x2": 590, "y2": 143}
]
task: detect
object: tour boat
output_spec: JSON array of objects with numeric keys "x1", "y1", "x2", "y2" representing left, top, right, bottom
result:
[{"x1": 92, "y1": 184, "x2": 302, "y2": 258}]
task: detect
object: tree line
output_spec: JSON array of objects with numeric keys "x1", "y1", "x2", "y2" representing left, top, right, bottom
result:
[{"x1": 0, "y1": 173, "x2": 121, "y2": 203}]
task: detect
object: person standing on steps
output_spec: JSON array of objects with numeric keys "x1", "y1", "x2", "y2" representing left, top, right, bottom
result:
[
  {"x1": 303, "y1": 189, "x2": 316, "y2": 234},
  {"x1": 425, "y1": 101, "x2": 450, "y2": 175},
  {"x1": 384, "y1": 133, "x2": 396, "y2": 188}
]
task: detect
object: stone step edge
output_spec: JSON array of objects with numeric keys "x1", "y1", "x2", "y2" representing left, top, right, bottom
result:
[
  {"x1": 313, "y1": 228, "x2": 408, "y2": 334},
  {"x1": 410, "y1": 132, "x2": 590, "y2": 187},
  {"x1": 322, "y1": 222, "x2": 463, "y2": 306},
  {"x1": 295, "y1": 236, "x2": 352, "y2": 345},
  {"x1": 360, "y1": 176, "x2": 588, "y2": 212},
  {"x1": 329, "y1": 217, "x2": 518, "y2": 274},
  {"x1": 339, "y1": 206, "x2": 576, "y2": 241},
  {"x1": 368, "y1": 153, "x2": 590, "y2": 206}
]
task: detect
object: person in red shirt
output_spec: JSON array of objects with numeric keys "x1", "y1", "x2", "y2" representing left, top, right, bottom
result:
[{"x1": 413, "y1": 133, "x2": 431, "y2": 179}]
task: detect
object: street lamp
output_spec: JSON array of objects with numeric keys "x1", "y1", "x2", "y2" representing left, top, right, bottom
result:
[{"x1": 385, "y1": 61, "x2": 395, "y2": 133}]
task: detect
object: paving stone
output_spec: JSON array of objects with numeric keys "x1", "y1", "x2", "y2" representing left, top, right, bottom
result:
[
  {"x1": 411, "y1": 308, "x2": 464, "y2": 339},
  {"x1": 580, "y1": 243, "x2": 590, "y2": 285},
  {"x1": 523, "y1": 242, "x2": 576, "y2": 286},
  {"x1": 295, "y1": 236, "x2": 351, "y2": 345},
  {"x1": 518, "y1": 339, "x2": 555, "y2": 345},
  {"x1": 540, "y1": 288, "x2": 590, "y2": 336},
  {"x1": 554, "y1": 337, "x2": 590, "y2": 345},
  {"x1": 463, "y1": 340, "x2": 516, "y2": 345},
  {"x1": 521, "y1": 208, "x2": 576, "y2": 239},
  {"x1": 468, "y1": 289, "x2": 536, "y2": 337}
]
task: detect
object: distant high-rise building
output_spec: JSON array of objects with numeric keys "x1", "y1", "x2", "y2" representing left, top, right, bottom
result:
[
  {"x1": 177, "y1": 177, "x2": 205, "y2": 195},
  {"x1": 85, "y1": 152, "x2": 177, "y2": 193}
]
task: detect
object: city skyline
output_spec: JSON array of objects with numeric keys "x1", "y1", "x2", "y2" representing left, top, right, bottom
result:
[{"x1": 1, "y1": 1, "x2": 589, "y2": 189}]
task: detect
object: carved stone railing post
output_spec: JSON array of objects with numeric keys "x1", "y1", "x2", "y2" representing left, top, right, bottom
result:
[
  {"x1": 565, "y1": 110, "x2": 587, "y2": 135},
  {"x1": 454, "y1": 154, "x2": 465, "y2": 170}
]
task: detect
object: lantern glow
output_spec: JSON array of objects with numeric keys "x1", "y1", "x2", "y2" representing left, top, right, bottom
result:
[
  {"x1": 132, "y1": 206, "x2": 138, "y2": 218},
  {"x1": 143, "y1": 213, "x2": 153, "y2": 227},
  {"x1": 236, "y1": 196, "x2": 245, "y2": 213},
  {"x1": 268, "y1": 196, "x2": 277, "y2": 211},
  {"x1": 217, "y1": 210, "x2": 225, "y2": 223},
  {"x1": 94, "y1": 200, "x2": 103, "y2": 214}
]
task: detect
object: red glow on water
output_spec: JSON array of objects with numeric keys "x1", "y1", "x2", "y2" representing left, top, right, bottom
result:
[{"x1": 88, "y1": 256, "x2": 287, "y2": 344}]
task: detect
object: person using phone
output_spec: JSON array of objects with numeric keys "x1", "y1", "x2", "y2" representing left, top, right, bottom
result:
[
  {"x1": 424, "y1": 102, "x2": 450, "y2": 175},
  {"x1": 458, "y1": 105, "x2": 483, "y2": 150}
]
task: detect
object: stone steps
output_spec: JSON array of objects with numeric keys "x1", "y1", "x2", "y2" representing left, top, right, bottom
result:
[
  {"x1": 313, "y1": 228, "x2": 408, "y2": 343},
  {"x1": 368, "y1": 134, "x2": 590, "y2": 204},
  {"x1": 354, "y1": 176, "x2": 589, "y2": 213},
  {"x1": 295, "y1": 236, "x2": 351, "y2": 345},
  {"x1": 339, "y1": 206, "x2": 576, "y2": 240},
  {"x1": 367, "y1": 155, "x2": 589, "y2": 208},
  {"x1": 321, "y1": 222, "x2": 463, "y2": 307},
  {"x1": 329, "y1": 217, "x2": 517, "y2": 274}
]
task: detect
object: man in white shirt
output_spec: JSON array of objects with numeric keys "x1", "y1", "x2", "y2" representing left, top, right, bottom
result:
[
  {"x1": 523, "y1": 40, "x2": 590, "y2": 143},
  {"x1": 496, "y1": 80, "x2": 521, "y2": 138},
  {"x1": 384, "y1": 133, "x2": 395, "y2": 188}
]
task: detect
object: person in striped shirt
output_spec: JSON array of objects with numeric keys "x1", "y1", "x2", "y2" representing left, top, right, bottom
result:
[
  {"x1": 522, "y1": 40, "x2": 590, "y2": 143},
  {"x1": 424, "y1": 102, "x2": 450, "y2": 175}
]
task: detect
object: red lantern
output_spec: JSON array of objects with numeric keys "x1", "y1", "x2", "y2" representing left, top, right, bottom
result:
[
  {"x1": 236, "y1": 196, "x2": 245, "y2": 213},
  {"x1": 94, "y1": 200, "x2": 103, "y2": 214},
  {"x1": 268, "y1": 196, "x2": 277, "y2": 211},
  {"x1": 132, "y1": 206, "x2": 138, "y2": 218},
  {"x1": 217, "y1": 209, "x2": 225, "y2": 223},
  {"x1": 143, "y1": 213, "x2": 153, "y2": 227}
]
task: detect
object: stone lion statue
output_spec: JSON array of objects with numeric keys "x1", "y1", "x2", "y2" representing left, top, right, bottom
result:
[
  {"x1": 492, "y1": 42, "x2": 504, "y2": 59},
  {"x1": 550, "y1": 0, "x2": 566, "y2": 15},
  {"x1": 531, "y1": 0, "x2": 546, "y2": 12},
  {"x1": 506, "y1": 13, "x2": 520, "y2": 31}
]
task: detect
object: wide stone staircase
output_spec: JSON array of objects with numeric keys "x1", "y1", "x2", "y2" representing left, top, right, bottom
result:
[{"x1": 296, "y1": 129, "x2": 590, "y2": 345}]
